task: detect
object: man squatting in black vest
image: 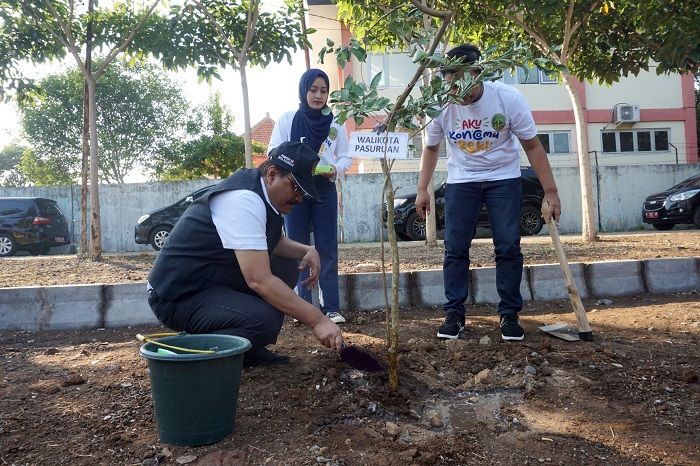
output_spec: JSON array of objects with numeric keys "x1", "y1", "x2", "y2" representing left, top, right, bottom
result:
[{"x1": 146, "y1": 141, "x2": 344, "y2": 366}]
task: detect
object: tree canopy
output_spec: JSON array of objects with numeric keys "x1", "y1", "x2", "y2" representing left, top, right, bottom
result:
[
  {"x1": 0, "y1": 142, "x2": 30, "y2": 187},
  {"x1": 153, "y1": 92, "x2": 261, "y2": 180},
  {"x1": 17, "y1": 60, "x2": 191, "y2": 184}
]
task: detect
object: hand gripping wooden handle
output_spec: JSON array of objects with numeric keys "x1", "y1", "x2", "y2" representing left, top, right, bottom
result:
[{"x1": 542, "y1": 201, "x2": 593, "y2": 340}]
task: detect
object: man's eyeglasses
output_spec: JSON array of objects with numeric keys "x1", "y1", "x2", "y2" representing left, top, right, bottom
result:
[{"x1": 286, "y1": 175, "x2": 303, "y2": 195}]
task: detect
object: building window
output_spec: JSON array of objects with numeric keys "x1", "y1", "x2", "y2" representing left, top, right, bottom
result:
[
  {"x1": 601, "y1": 129, "x2": 670, "y2": 153},
  {"x1": 365, "y1": 52, "x2": 417, "y2": 87},
  {"x1": 517, "y1": 66, "x2": 539, "y2": 84},
  {"x1": 502, "y1": 66, "x2": 558, "y2": 85},
  {"x1": 654, "y1": 131, "x2": 669, "y2": 151},
  {"x1": 537, "y1": 131, "x2": 571, "y2": 154}
]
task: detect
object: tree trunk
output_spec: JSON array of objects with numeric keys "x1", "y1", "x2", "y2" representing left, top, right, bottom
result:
[
  {"x1": 299, "y1": 0, "x2": 311, "y2": 70},
  {"x1": 381, "y1": 158, "x2": 400, "y2": 391},
  {"x1": 86, "y1": 76, "x2": 102, "y2": 261},
  {"x1": 337, "y1": 178, "x2": 344, "y2": 243},
  {"x1": 421, "y1": 8, "x2": 437, "y2": 247},
  {"x1": 562, "y1": 72, "x2": 597, "y2": 242},
  {"x1": 80, "y1": 0, "x2": 94, "y2": 256},
  {"x1": 240, "y1": 59, "x2": 253, "y2": 168},
  {"x1": 80, "y1": 82, "x2": 89, "y2": 255}
]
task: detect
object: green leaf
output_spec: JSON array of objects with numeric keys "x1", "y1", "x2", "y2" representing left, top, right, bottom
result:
[{"x1": 370, "y1": 71, "x2": 383, "y2": 89}]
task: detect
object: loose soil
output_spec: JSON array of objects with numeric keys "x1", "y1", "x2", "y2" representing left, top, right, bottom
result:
[
  {"x1": 1, "y1": 230, "x2": 699, "y2": 465},
  {"x1": 1, "y1": 294, "x2": 699, "y2": 465},
  {"x1": 0, "y1": 231, "x2": 699, "y2": 288}
]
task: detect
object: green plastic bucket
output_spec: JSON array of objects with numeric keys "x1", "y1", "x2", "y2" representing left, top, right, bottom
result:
[{"x1": 139, "y1": 334, "x2": 251, "y2": 446}]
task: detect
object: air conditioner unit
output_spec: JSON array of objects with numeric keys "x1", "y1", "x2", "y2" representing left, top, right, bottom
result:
[{"x1": 613, "y1": 104, "x2": 640, "y2": 124}]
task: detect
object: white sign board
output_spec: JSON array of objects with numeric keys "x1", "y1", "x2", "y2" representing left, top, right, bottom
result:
[{"x1": 348, "y1": 131, "x2": 409, "y2": 159}]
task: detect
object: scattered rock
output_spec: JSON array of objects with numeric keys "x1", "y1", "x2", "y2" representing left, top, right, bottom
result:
[
  {"x1": 595, "y1": 299, "x2": 613, "y2": 306},
  {"x1": 385, "y1": 421, "x2": 400, "y2": 437},
  {"x1": 175, "y1": 454, "x2": 197, "y2": 464},
  {"x1": 44, "y1": 348, "x2": 59, "y2": 355},
  {"x1": 479, "y1": 335, "x2": 492, "y2": 346},
  {"x1": 141, "y1": 459, "x2": 158, "y2": 466},
  {"x1": 298, "y1": 366, "x2": 314, "y2": 376},
  {"x1": 62, "y1": 373, "x2": 86, "y2": 386},
  {"x1": 355, "y1": 262, "x2": 380, "y2": 273},
  {"x1": 475, "y1": 368, "x2": 491, "y2": 385},
  {"x1": 429, "y1": 414, "x2": 443, "y2": 428},
  {"x1": 525, "y1": 365, "x2": 537, "y2": 375},
  {"x1": 496, "y1": 351, "x2": 505, "y2": 362},
  {"x1": 309, "y1": 445, "x2": 322, "y2": 455}
]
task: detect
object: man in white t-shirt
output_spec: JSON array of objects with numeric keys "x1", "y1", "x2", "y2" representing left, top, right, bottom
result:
[{"x1": 416, "y1": 44, "x2": 561, "y2": 342}]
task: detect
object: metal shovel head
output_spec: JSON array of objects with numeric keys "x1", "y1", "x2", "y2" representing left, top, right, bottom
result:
[
  {"x1": 340, "y1": 344, "x2": 385, "y2": 372},
  {"x1": 539, "y1": 322, "x2": 581, "y2": 342}
]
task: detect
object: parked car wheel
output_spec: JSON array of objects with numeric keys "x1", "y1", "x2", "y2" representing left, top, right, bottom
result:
[
  {"x1": 520, "y1": 205, "x2": 544, "y2": 236},
  {"x1": 694, "y1": 208, "x2": 700, "y2": 228},
  {"x1": 652, "y1": 223, "x2": 675, "y2": 231},
  {"x1": 150, "y1": 225, "x2": 172, "y2": 251},
  {"x1": 0, "y1": 233, "x2": 18, "y2": 257},
  {"x1": 405, "y1": 212, "x2": 427, "y2": 241}
]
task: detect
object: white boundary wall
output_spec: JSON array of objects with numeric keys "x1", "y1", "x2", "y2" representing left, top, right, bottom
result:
[{"x1": 0, "y1": 164, "x2": 698, "y2": 251}]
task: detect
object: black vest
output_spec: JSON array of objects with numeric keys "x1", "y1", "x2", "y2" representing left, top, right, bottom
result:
[{"x1": 148, "y1": 169, "x2": 284, "y2": 301}]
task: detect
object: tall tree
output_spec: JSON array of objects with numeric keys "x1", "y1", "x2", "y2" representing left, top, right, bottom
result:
[
  {"x1": 175, "y1": 0, "x2": 309, "y2": 167},
  {"x1": 18, "y1": 61, "x2": 190, "y2": 184},
  {"x1": 152, "y1": 91, "x2": 262, "y2": 180},
  {"x1": 335, "y1": 0, "x2": 700, "y2": 241},
  {"x1": 1, "y1": 0, "x2": 162, "y2": 260}
]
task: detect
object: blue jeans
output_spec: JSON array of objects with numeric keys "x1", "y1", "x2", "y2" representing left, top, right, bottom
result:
[
  {"x1": 443, "y1": 177, "x2": 523, "y2": 317},
  {"x1": 284, "y1": 176, "x2": 339, "y2": 314}
]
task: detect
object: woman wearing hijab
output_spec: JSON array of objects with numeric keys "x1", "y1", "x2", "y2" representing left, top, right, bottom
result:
[{"x1": 268, "y1": 68, "x2": 352, "y2": 323}]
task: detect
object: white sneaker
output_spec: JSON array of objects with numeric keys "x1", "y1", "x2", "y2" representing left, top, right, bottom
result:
[{"x1": 327, "y1": 312, "x2": 346, "y2": 324}]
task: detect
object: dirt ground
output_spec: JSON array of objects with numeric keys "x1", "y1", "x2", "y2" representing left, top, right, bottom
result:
[
  {"x1": 0, "y1": 231, "x2": 699, "y2": 287},
  {"x1": 1, "y1": 230, "x2": 699, "y2": 465},
  {"x1": 1, "y1": 294, "x2": 699, "y2": 465}
]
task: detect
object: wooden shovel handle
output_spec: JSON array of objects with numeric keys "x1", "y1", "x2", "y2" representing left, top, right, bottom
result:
[{"x1": 542, "y1": 201, "x2": 592, "y2": 335}]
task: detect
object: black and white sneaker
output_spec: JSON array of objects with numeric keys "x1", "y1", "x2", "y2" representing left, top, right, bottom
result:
[
  {"x1": 437, "y1": 313, "x2": 465, "y2": 340},
  {"x1": 327, "y1": 312, "x2": 346, "y2": 324},
  {"x1": 500, "y1": 314, "x2": 524, "y2": 341}
]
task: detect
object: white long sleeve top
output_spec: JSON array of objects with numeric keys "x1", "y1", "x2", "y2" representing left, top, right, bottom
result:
[{"x1": 268, "y1": 110, "x2": 353, "y2": 178}]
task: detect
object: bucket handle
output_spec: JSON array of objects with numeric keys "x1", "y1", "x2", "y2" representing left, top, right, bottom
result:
[{"x1": 136, "y1": 332, "x2": 218, "y2": 354}]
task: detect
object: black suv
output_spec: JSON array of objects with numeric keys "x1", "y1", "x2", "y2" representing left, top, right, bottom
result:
[
  {"x1": 135, "y1": 185, "x2": 214, "y2": 251},
  {"x1": 642, "y1": 173, "x2": 700, "y2": 230},
  {"x1": 0, "y1": 197, "x2": 71, "y2": 257},
  {"x1": 385, "y1": 168, "x2": 545, "y2": 241}
]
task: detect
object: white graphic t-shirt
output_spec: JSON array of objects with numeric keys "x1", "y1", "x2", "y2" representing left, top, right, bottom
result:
[{"x1": 424, "y1": 80, "x2": 537, "y2": 183}]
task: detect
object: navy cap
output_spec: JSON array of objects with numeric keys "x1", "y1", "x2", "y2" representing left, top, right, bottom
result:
[{"x1": 268, "y1": 141, "x2": 320, "y2": 201}]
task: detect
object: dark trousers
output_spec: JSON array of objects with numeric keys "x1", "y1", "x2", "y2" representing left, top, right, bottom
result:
[
  {"x1": 284, "y1": 176, "x2": 340, "y2": 314},
  {"x1": 443, "y1": 177, "x2": 523, "y2": 317},
  {"x1": 148, "y1": 256, "x2": 298, "y2": 349}
]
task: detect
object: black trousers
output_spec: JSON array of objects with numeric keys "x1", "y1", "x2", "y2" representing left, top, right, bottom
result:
[{"x1": 148, "y1": 256, "x2": 298, "y2": 349}]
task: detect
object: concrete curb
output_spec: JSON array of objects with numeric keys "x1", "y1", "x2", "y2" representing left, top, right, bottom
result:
[{"x1": 1, "y1": 257, "x2": 698, "y2": 331}]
